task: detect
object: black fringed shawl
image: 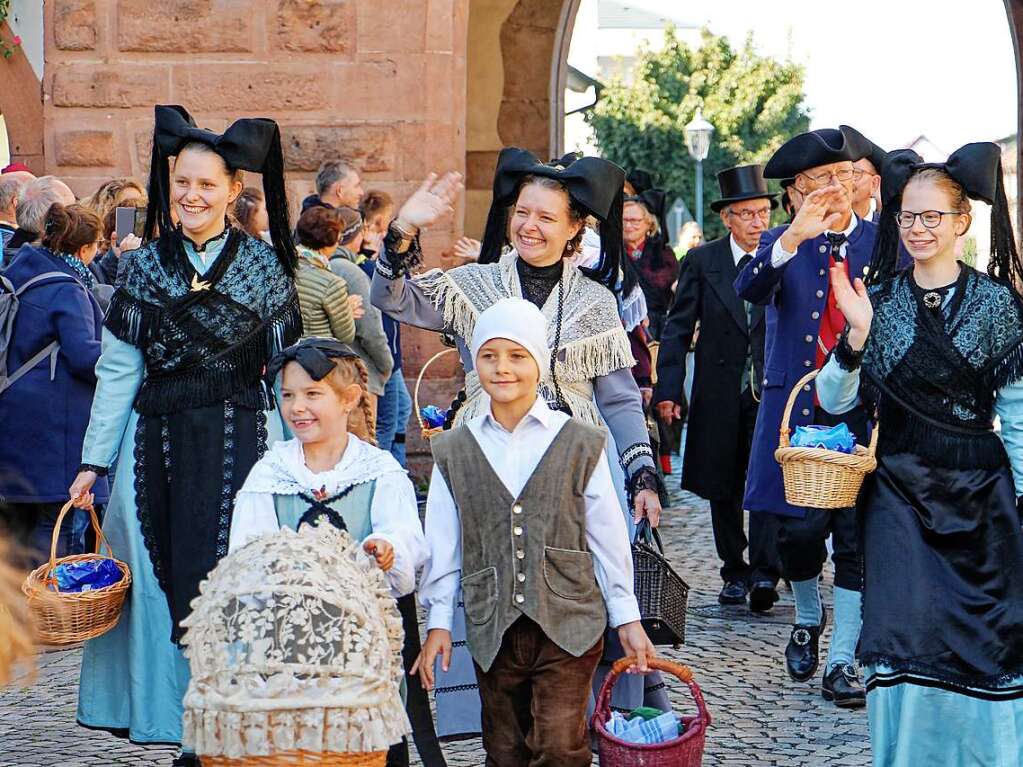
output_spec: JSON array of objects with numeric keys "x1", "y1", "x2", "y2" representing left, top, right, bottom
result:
[
  {"x1": 105, "y1": 229, "x2": 302, "y2": 416},
  {"x1": 861, "y1": 266, "x2": 1023, "y2": 467}
]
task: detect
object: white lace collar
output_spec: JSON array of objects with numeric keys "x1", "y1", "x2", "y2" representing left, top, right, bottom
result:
[{"x1": 239, "y1": 435, "x2": 405, "y2": 497}]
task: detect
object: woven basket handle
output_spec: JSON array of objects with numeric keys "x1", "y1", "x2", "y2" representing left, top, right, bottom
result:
[
  {"x1": 778, "y1": 369, "x2": 818, "y2": 449},
  {"x1": 413, "y1": 347, "x2": 457, "y2": 432},
  {"x1": 594, "y1": 656, "x2": 712, "y2": 730},
  {"x1": 45, "y1": 500, "x2": 113, "y2": 590},
  {"x1": 777, "y1": 368, "x2": 879, "y2": 457}
]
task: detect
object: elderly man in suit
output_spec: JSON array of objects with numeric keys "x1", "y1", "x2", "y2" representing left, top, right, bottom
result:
[
  {"x1": 654, "y1": 165, "x2": 781, "y2": 612},
  {"x1": 735, "y1": 126, "x2": 875, "y2": 709}
]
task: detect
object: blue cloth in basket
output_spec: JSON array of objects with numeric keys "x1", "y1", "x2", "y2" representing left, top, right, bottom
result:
[
  {"x1": 52, "y1": 558, "x2": 123, "y2": 593},
  {"x1": 606, "y1": 710, "x2": 683, "y2": 744},
  {"x1": 790, "y1": 423, "x2": 856, "y2": 453}
]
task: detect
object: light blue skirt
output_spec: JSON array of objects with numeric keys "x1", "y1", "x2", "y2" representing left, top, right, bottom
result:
[
  {"x1": 77, "y1": 409, "x2": 283, "y2": 745},
  {"x1": 866, "y1": 663, "x2": 1023, "y2": 767}
]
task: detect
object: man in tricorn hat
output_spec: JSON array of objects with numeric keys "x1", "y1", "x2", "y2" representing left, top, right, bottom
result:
[
  {"x1": 735, "y1": 126, "x2": 874, "y2": 708},
  {"x1": 654, "y1": 164, "x2": 781, "y2": 612}
]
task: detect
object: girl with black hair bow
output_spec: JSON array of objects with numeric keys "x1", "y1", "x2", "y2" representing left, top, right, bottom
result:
[
  {"x1": 817, "y1": 143, "x2": 1023, "y2": 765},
  {"x1": 370, "y1": 149, "x2": 668, "y2": 737},
  {"x1": 68, "y1": 105, "x2": 302, "y2": 759}
]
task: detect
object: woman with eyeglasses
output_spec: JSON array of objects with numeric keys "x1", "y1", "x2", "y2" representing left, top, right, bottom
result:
[
  {"x1": 817, "y1": 144, "x2": 1023, "y2": 765},
  {"x1": 622, "y1": 172, "x2": 679, "y2": 341}
]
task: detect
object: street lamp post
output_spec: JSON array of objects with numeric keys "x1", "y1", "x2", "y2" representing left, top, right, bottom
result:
[{"x1": 685, "y1": 108, "x2": 714, "y2": 230}]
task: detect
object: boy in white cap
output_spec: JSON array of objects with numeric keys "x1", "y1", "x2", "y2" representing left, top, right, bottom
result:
[{"x1": 414, "y1": 298, "x2": 655, "y2": 767}]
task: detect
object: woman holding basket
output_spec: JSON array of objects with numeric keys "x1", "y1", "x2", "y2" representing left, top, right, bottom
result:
[
  {"x1": 818, "y1": 143, "x2": 1023, "y2": 766},
  {"x1": 67, "y1": 105, "x2": 301, "y2": 762},
  {"x1": 371, "y1": 149, "x2": 668, "y2": 736}
]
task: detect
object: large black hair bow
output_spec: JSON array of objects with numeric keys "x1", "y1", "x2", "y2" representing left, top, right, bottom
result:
[
  {"x1": 490, "y1": 147, "x2": 625, "y2": 220},
  {"x1": 266, "y1": 337, "x2": 360, "y2": 382},
  {"x1": 881, "y1": 143, "x2": 1002, "y2": 207},
  {"x1": 155, "y1": 105, "x2": 282, "y2": 173}
]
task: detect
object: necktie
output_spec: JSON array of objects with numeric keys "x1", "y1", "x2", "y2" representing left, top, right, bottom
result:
[
  {"x1": 826, "y1": 232, "x2": 847, "y2": 263},
  {"x1": 737, "y1": 253, "x2": 755, "y2": 395}
]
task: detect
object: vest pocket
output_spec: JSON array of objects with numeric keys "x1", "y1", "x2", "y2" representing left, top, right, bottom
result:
[
  {"x1": 543, "y1": 547, "x2": 597, "y2": 600},
  {"x1": 460, "y1": 567, "x2": 498, "y2": 625}
]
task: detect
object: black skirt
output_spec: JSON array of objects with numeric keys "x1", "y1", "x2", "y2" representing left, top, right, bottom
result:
[{"x1": 859, "y1": 451, "x2": 1023, "y2": 690}]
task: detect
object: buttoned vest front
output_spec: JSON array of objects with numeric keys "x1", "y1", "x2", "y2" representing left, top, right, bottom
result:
[{"x1": 431, "y1": 419, "x2": 609, "y2": 672}]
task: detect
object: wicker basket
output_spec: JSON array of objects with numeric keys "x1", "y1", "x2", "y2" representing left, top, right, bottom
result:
[
  {"x1": 774, "y1": 369, "x2": 878, "y2": 509},
  {"x1": 22, "y1": 501, "x2": 131, "y2": 645},
  {"x1": 592, "y1": 656, "x2": 710, "y2": 766},
  {"x1": 633, "y1": 521, "x2": 689, "y2": 647},
  {"x1": 200, "y1": 751, "x2": 387, "y2": 766},
  {"x1": 413, "y1": 347, "x2": 457, "y2": 439}
]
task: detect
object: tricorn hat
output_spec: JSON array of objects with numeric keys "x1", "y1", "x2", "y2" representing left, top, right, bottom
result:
[
  {"x1": 763, "y1": 126, "x2": 871, "y2": 180},
  {"x1": 840, "y1": 125, "x2": 887, "y2": 175},
  {"x1": 711, "y1": 164, "x2": 778, "y2": 212}
]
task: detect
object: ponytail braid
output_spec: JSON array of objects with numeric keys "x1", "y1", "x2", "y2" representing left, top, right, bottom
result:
[{"x1": 326, "y1": 356, "x2": 377, "y2": 446}]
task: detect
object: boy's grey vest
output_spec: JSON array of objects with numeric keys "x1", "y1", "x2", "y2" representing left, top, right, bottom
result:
[{"x1": 431, "y1": 418, "x2": 609, "y2": 672}]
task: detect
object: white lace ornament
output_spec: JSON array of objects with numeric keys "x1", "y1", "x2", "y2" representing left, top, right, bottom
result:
[{"x1": 181, "y1": 524, "x2": 409, "y2": 758}]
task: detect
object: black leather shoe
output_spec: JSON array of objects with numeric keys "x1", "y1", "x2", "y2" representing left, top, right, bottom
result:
[
  {"x1": 749, "y1": 581, "x2": 779, "y2": 613},
  {"x1": 172, "y1": 754, "x2": 200, "y2": 767},
  {"x1": 822, "y1": 663, "x2": 866, "y2": 708},
  {"x1": 718, "y1": 580, "x2": 748, "y2": 605},
  {"x1": 785, "y1": 607, "x2": 828, "y2": 682}
]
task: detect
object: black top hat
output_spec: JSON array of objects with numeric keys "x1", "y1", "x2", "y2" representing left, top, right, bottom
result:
[
  {"x1": 711, "y1": 164, "x2": 778, "y2": 212},
  {"x1": 763, "y1": 126, "x2": 871, "y2": 179},
  {"x1": 840, "y1": 125, "x2": 887, "y2": 175}
]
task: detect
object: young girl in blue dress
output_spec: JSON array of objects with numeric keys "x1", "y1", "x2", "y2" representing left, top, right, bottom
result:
[{"x1": 229, "y1": 337, "x2": 426, "y2": 598}]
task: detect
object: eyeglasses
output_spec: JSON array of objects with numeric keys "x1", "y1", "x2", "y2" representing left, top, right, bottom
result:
[
  {"x1": 895, "y1": 210, "x2": 961, "y2": 229},
  {"x1": 800, "y1": 169, "x2": 854, "y2": 185},
  {"x1": 851, "y1": 169, "x2": 875, "y2": 181},
  {"x1": 727, "y1": 208, "x2": 772, "y2": 222}
]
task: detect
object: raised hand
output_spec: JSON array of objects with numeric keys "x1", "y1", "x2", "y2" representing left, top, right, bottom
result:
[
  {"x1": 453, "y1": 236, "x2": 482, "y2": 261},
  {"x1": 396, "y1": 172, "x2": 464, "y2": 231},
  {"x1": 830, "y1": 265, "x2": 873, "y2": 348},
  {"x1": 781, "y1": 183, "x2": 846, "y2": 251}
]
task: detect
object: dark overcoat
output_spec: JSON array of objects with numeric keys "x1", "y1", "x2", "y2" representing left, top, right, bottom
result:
[
  {"x1": 0, "y1": 245, "x2": 110, "y2": 504},
  {"x1": 734, "y1": 219, "x2": 875, "y2": 518},
  {"x1": 653, "y1": 235, "x2": 765, "y2": 501}
]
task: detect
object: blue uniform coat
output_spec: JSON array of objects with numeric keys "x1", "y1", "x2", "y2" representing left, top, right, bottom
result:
[
  {"x1": 0, "y1": 245, "x2": 109, "y2": 503},
  {"x1": 734, "y1": 219, "x2": 876, "y2": 518}
]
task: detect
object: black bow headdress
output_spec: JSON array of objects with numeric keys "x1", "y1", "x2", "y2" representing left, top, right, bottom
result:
[
  {"x1": 479, "y1": 147, "x2": 626, "y2": 292},
  {"x1": 145, "y1": 105, "x2": 297, "y2": 275},
  {"x1": 625, "y1": 168, "x2": 669, "y2": 238},
  {"x1": 867, "y1": 142, "x2": 1020, "y2": 290},
  {"x1": 266, "y1": 337, "x2": 360, "y2": 383}
]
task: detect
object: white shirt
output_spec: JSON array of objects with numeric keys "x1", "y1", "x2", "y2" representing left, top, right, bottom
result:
[
  {"x1": 729, "y1": 235, "x2": 753, "y2": 267},
  {"x1": 229, "y1": 435, "x2": 427, "y2": 597},
  {"x1": 770, "y1": 214, "x2": 859, "y2": 268},
  {"x1": 418, "y1": 397, "x2": 641, "y2": 632}
]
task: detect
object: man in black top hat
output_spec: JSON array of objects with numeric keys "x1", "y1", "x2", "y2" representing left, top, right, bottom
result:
[{"x1": 654, "y1": 164, "x2": 781, "y2": 611}]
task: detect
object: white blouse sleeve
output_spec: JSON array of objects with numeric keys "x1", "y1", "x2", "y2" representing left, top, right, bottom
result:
[
  {"x1": 229, "y1": 491, "x2": 280, "y2": 552},
  {"x1": 367, "y1": 470, "x2": 427, "y2": 598},
  {"x1": 418, "y1": 465, "x2": 462, "y2": 632}
]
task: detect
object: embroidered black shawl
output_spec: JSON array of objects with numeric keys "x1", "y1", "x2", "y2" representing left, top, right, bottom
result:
[
  {"x1": 862, "y1": 266, "x2": 1023, "y2": 467},
  {"x1": 105, "y1": 229, "x2": 302, "y2": 415}
]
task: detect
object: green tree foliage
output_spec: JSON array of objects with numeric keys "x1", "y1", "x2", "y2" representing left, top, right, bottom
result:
[{"x1": 586, "y1": 28, "x2": 810, "y2": 239}]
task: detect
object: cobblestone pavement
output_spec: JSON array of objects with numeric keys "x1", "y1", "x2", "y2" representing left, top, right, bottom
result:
[{"x1": 0, "y1": 458, "x2": 870, "y2": 766}]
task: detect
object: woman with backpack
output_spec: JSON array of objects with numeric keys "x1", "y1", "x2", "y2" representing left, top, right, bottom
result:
[{"x1": 0, "y1": 202, "x2": 109, "y2": 567}]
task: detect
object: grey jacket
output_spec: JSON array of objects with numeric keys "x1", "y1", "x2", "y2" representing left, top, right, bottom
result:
[
  {"x1": 431, "y1": 419, "x2": 609, "y2": 671},
  {"x1": 329, "y1": 249, "x2": 394, "y2": 395}
]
